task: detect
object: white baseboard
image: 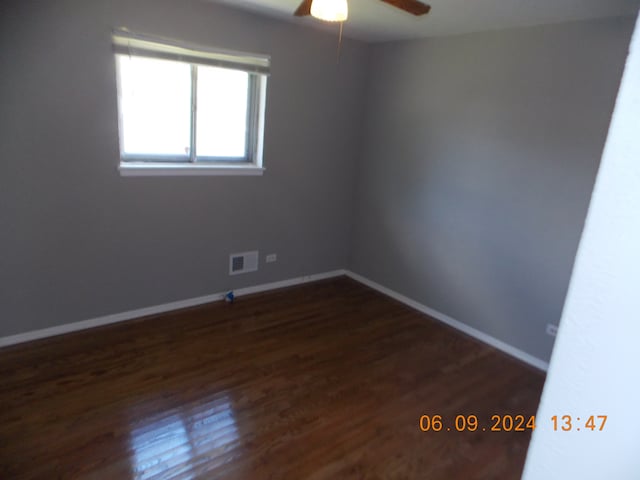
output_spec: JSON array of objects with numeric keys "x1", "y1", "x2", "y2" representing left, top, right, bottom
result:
[
  {"x1": 0, "y1": 268, "x2": 550, "y2": 372},
  {"x1": 0, "y1": 270, "x2": 346, "y2": 348},
  {"x1": 344, "y1": 270, "x2": 549, "y2": 372}
]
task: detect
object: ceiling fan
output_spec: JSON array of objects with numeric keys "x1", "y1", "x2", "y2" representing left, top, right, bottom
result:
[{"x1": 294, "y1": 0, "x2": 431, "y2": 21}]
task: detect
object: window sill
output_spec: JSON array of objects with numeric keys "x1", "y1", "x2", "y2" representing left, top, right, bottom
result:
[{"x1": 118, "y1": 162, "x2": 265, "y2": 177}]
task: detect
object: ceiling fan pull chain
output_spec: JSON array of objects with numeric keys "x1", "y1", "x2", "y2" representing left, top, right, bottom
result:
[{"x1": 337, "y1": 21, "x2": 344, "y2": 64}]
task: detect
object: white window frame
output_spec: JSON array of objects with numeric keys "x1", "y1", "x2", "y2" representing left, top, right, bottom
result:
[{"x1": 112, "y1": 30, "x2": 269, "y2": 177}]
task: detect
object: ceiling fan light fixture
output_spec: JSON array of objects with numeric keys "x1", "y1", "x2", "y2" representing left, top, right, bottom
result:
[{"x1": 310, "y1": 0, "x2": 348, "y2": 22}]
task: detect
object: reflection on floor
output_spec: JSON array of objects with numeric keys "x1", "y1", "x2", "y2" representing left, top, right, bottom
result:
[
  {"x1": 0, "y1": 277, "x2": 545, "y2": 479},
  {"x1": 129, "y1": 394, "x2": 239, "y2": 479}
]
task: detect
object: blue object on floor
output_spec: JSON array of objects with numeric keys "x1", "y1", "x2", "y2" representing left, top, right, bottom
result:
[{"x1": 225, "y1": 291, "x2": 235, "y2": 304}]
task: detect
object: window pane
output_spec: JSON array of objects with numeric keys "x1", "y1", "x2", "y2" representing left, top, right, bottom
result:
[
  {"x1": 117, "y1": 55, "x2": 191, "y2": 156},
  {"x1": 196, "y1": 66, "x2": 249, "y2": 158}
]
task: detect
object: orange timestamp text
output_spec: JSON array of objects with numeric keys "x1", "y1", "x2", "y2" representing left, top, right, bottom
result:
[
  {"x1": 419, "y1": 414, "x2": 535, "y2": 432},
  {"x1": 419, "y1": 414, "x2": 609, "y2": 432},
  {"x1": 551, "y1": 415, "x2": 607, "y2": 431}
]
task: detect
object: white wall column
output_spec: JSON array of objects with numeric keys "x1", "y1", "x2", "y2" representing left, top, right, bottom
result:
[{"x1": 523, "y1": 12, "x2": 640, "y2": 480}]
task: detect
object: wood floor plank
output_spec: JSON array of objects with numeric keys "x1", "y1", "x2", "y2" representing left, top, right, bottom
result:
[{"x1": 0, "y1": 277, "x2": 544, "y2": 479}]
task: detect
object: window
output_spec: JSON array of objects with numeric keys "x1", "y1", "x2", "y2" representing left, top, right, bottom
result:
[{"x1": 113, "y1": 31, "x2": 269, "y2": 176}]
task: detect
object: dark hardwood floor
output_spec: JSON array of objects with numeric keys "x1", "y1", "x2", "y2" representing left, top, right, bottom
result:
[{"x1": 0, "y1": 277, "x2": 544, "y2": 479}]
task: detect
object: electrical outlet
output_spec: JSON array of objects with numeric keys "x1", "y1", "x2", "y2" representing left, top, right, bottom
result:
[
  {"x1": 546, "y1": 324, "x2": 558, "y2": 337},
  {"x1": 266, "y1": 254, "x2": 277, "y2": 263}
]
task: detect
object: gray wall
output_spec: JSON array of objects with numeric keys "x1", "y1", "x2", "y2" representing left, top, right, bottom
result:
[
  {"x1": 350, "y1": 17, "x2": 634, "y2": 362},
  {"x1": 0, "y1": 0, "x2": 633, "y2": 361},
  {"x1": 0, "y1": 0, "x2": 368, "y2": 337}
]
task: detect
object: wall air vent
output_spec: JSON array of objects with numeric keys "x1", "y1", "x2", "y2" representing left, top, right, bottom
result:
[{"x1": 229, "y1": 251, "x2": 259, "y2": 275}]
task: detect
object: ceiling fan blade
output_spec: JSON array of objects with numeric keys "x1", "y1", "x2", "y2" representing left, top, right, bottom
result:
[
  {"x1": 294, "y1": 0, "x2": 313, "y2": 16},
  {"x1": 380, "y1": 0, "x2": 431, "y2": 16}
]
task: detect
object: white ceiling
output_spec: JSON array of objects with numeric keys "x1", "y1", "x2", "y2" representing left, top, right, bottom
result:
[{"x1": 213, "y1": 0, "x2": 639, "y2": 42}]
